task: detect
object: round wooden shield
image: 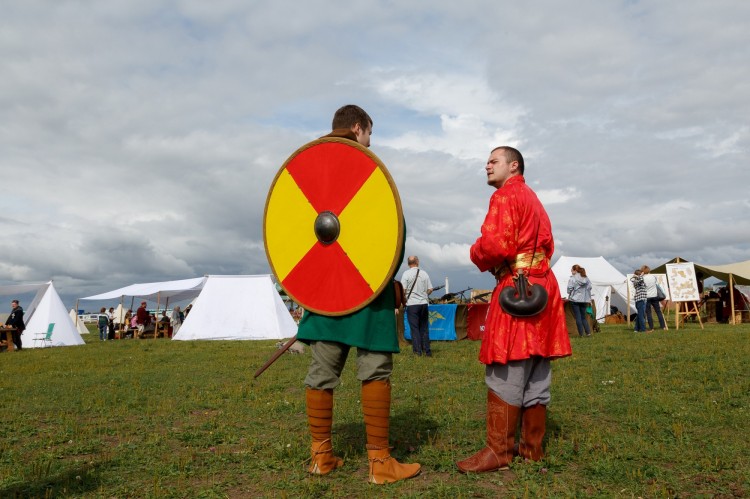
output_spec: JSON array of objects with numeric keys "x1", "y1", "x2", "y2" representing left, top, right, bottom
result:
[{"x1": 263, "y1": 137, "x2": 404, "y2": 316}]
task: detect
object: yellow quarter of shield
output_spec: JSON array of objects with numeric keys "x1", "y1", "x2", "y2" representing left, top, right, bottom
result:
[
  {"x1": 265, "y1": 170, "x2": 319, "y2": 281},
  {"x1": 338, "y1": 168, "x2": 399, "y2": 291}
]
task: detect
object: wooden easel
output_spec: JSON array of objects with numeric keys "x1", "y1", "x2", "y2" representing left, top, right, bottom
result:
[{"x1": 674, "y1": 301, "x2": 703, "y2": 330}]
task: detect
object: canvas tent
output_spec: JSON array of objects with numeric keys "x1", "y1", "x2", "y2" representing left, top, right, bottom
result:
[
  {"x1": 81, "y1": 275, "x2": 296, "y2": 341},
  {"x1": 653, "y1": 257, "x2": 750, "y2": 324},
  {"x1": 551, "y1": 256, "x2": 635, "y2": 322},
  {"x1": 173, "y1": 275, "x2": 297, "y2": 341},
  {"x1": 0, "y1": 281, "x2": 85, "y2": 348},
  {"x1": 653, "y1": 257, "x2": 750, "y2": 286},
  {"x1": 69, "y1": 308, "x2": 90, "y2": 336},
  {"x1": 81, "y1": 276, "x2": 206, "y2": 309},
  {"x1": 111, "y1": 304, "x2": 129, "y2": 325}
]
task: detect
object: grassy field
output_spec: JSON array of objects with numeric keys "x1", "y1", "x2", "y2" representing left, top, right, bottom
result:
[{"x1": 1, "y1": 322, "x2": 748, "y2": 498}]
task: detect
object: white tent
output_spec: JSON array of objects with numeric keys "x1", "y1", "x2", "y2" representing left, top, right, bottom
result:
[
  {"x1": 69, "y1": 308, "x2": 90, "y2": 335},
  {"x1": 81, "y1": 276, "x2": 206, "y2": 302},
  {"x1": 173, "y1": 275, "x2": 297, "y2": 341},
  {"x1": 111, "y1": 304, "x2": 129, "y2": 325},
  {"x1": 551, "y1": 256, "x2": 635, "y2": 322},
  {"x1": 0, "y1": 282, "x2": 85, "y2": 348}
]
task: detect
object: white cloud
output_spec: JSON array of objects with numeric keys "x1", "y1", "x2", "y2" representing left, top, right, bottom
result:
[
  {"x1": 1, "y1": 1, "x2": 749, "y2": 306},
  {"x1": 537, "y1": 188, "x2": 580, "y2": 205}
]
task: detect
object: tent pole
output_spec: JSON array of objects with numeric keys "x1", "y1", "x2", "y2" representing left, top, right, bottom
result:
[
  {"x1": 729, "y1": 274, "x2": 736, "y2": 325},
  {"x1": 626, "y1": 276, "x2": 631, "y2": 327},
  {"x1": 74, "y1": 299, "x2": 80, "y2": 327},
  {"x1": 118, "y1": 296, "x2": 124, "y2": 338}
]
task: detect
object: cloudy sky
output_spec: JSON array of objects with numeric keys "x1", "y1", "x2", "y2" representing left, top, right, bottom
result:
[{"x1": 1, "y1": 1, "x2": 749, "y2": 307}]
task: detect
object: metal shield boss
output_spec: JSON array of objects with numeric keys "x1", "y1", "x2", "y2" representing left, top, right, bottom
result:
[{"x1": 264, "y1": 138, "x2": 404, "y2": 316}]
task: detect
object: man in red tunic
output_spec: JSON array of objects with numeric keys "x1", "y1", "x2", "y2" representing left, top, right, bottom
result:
[{"x1": 457, "y1": 146, "x2": 572, "y2": 473}]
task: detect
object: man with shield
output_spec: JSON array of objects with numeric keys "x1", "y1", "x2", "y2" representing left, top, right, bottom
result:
[
  {"x1": 456, "y1": 146, "x2": 571, "y2": 473},
  {"x1": 264, "y1": 105, "x2": 420, "y2": 484}
]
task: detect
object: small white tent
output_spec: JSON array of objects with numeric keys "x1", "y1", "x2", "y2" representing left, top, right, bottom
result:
[
  {"x1": 69, "y1": 308, "x2": 90, "y2": 335},
  {"x1": 111, "y1": 304, "x2": 129, "y2": 325},
  {"x1": 551, "y1": 256, "x2": 634, "y2": 322},
  {"x1": 0, "y1": 282, "x2": 85, "y2": 348},
  {"x1": 173, "y1": 275, "x2": 297, "y2": 341}
]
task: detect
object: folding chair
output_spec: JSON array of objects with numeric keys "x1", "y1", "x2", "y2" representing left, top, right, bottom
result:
[{"x1": 34, "y1": 323, "x2": 55, "y2": 348}]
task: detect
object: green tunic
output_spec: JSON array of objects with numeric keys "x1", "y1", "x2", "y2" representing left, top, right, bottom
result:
[{"x1": 297, "y1": 281, "x2": 400, "y2": 352}]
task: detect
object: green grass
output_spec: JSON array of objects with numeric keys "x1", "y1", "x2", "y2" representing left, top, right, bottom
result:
[{"x1": 1, "y1": 323, "x2": 748, "y2": 497}]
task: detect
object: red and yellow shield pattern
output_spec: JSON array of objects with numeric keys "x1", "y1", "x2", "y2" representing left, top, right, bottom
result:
[{"x1": 264, "y1": 138, "x2": 404, "y2": 316}]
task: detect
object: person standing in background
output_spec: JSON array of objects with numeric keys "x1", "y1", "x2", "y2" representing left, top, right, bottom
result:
[
  {"x1": 136, "y1": 301, "x2": 150, "y2": 337},
  {"x1": 97, "y1": 307, "x2": 109, "y2": 341},
  {"x1": 4, "y1": 299, "x2": 25, "y2": 350},
  {"x1": 400, "y1": 256, "x2": 434, "y2": 356},
  {"x1": 567, "y1": 265, "x2": 593, "y2": 337},
  {"x1": 641, "y1": 265, "x2": 667, "y2": 331},
  {"x1": 631, "y1": 270, "x2": 648, "y2": 333},
  {"x1": 107, "y1": 307, "x2": 116, "y2": 340},
  {"x1": 171, "y1": 305, "x2": 184, "y2": 336}
]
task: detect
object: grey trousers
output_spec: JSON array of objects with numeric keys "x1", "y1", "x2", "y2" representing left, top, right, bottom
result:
[
  {"x1": 485, "y1": 357, "x2": 551, "y2": 407},
  {"x1": 304, "y1": 340, "x2": 393, "y2": 390}
]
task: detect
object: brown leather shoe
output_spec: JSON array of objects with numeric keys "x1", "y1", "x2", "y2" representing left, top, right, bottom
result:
[
  {"x1": 518, "y1": 404, "x2": 546, "y2": 461},
  {"x1": 362, "y1": 380, "x2": 421, "y2": 483},
  {"x1": 456, "y1": 390, "x2": 520, "y2": 473},
  {"x1": 367, "y1": 446, "x2": 421, "y2": 484}
]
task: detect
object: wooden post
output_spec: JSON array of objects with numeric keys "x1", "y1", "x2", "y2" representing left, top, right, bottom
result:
[
  {"x1": 626, "y1": 277, "x2": 632, "y2": 327},
  {"x1": 117, "y1": 296, "x2": 124, "y2": 338},
  {"x1": 673, "y1": 258, "x2": 681, "y2": 330},
  {"x1": 728, "y1": 274, "x2": 735, "y2": 325}
]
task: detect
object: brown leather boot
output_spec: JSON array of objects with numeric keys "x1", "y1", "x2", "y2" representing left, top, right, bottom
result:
[
  {"x1": 306, "y1": 387, "x2": 343, "y2": 475},
  {"x1": 456, "y1": 390, "x2": 521, "y2": 473},
  {"x1": 361, "y1": 380, "x2": 421, "y2": 484},
  {"x1": 518, "y1": 404, "x2": 546, "y2": 461}
]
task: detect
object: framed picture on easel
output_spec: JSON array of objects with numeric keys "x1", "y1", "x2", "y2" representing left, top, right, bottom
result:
[
  {"x1": 665, "y1": 263, "x2": 700, "y2": 301},
  {"x1": 665, "y1": 262, "x2": 703, "y2": 329}
]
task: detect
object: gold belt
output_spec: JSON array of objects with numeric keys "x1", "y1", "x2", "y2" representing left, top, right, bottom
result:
[{"x1": 495, "y1": 251, "x2": 548, "y2": 279}]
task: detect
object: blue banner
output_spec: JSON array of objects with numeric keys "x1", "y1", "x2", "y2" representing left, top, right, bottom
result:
[{"x1": 404, "y1": 304, "x2": 457, "y2": 341}]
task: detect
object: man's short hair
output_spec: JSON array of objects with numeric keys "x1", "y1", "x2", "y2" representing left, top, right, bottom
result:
[
  {"x1": 332, "y1": 104, "x2": 372, "y2": 131},
  {"x1": 492, "y1": 146, "x2": 525, "y2": 175},
  {"x1": 11, "y1": 299, "x2": 19, "y2": 305},
  {"x1": 407, "y1": 256, "x2": 419, "y2": 266}
]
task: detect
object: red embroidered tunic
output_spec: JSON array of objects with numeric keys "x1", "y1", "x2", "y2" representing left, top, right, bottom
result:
[{"x1": 470, "y1": 175, "x2": 572, "y2": 365}]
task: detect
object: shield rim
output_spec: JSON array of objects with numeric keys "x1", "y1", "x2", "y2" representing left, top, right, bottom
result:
[{"x1": 263, "y1": 137, "x2": 404, "y2": 316}]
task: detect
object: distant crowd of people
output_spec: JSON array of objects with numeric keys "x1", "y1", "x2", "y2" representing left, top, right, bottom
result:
[{"x1": 94, "y1": 302, "x2": 191, "y2": 340}]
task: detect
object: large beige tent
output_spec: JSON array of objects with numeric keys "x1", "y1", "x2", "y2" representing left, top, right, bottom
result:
[{"x1": 653, "y1": 257, "x2": 750, "y2": 324}]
